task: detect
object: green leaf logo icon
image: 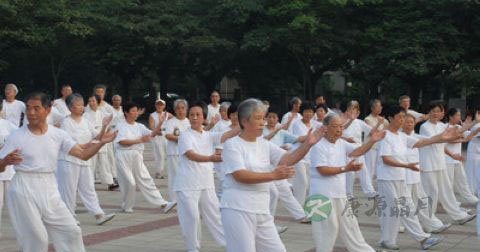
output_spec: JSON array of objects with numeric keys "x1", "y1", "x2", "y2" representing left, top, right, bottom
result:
[{"x1": 304, "y1": 194, "x2": 332, "y2": 222}]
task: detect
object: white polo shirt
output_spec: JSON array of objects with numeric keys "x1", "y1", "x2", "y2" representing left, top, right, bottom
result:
[
  {"x1": 377, "y1": 130, "x2": 418, "y2": 181},
  {"x1": 419, "y1": 121, "x2": 448, "y2": 172}
]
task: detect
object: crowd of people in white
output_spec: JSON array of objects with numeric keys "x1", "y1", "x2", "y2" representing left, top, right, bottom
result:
[{"x1": 0, "y1": 82, "x2": 479, "y2": 252}]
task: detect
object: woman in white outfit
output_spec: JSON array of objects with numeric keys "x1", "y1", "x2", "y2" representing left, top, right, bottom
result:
[
  {"x1": 0, "y1": 92, "x2": 117, "y2": 252},
  {"x1": 376, "y1": 106, "x2": 451, "y2": 250},
  {"x1": 114, "y1": 102, "x2": 176, "y2": 213},
  {"x1": 343, "y1": 100, "x2": 377, "y2": 199},
  {"x1": 84, "y1": 94, "x2": 118, "y2": 190},
  {"x1": 444, "y1": 108, "x2": 479, "y2": 205},
  {"x1": 0, "y1": 99, "x2": 17, "y2": 238},
  {"x1": 220, "y1": 98, "x2": 324, "y2": 252},
  {"x1": 465, "y1": 109, "x2": 480, "y2": 194},
  {"x1": 164, "y1": 99, "x2": 190, "y2": 201},
  {"x1": 290, "y1": 101, "x2": 321, "y2": 206},
  {"x1": 364, "y1": 99, "x2": 389, "y2": 181},
  {"x1": 149, "y1": 98, "x2": 169, "y2": 179},
  {"x1": 402, "y1": 114, "x2": 451, "y2": 234},
  {"x1": 176, "y1": 101, "x2": 240, "y2": 252},
  {"x1": 56, "y1": 93, "x2": 116, "y2": 225},
  {"x1": 280, "y1": 96, "x2": 302, "y2": 133}
]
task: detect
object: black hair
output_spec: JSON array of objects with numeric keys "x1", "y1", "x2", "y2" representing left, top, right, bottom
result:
[
  {"x1": 266, "y1": 107, "x2": 280, "y2": 117},
  {"x1": 369, "y1": 99, "x2": 381, "y2": 109},
  {"x1": 227, "y1": 102, "x2": 238, "y2": 118},
  {"x1": 384, "y1": 105, "x2": 406, "y2": 120},
  {"x1": 61, "y1": 84, "x2": 72, "y2": 89},
  {"x1": 447, "y1": 108, "x2": 460, "y2": 121},
  {"x1": 123, "y1": 102, "x2": 140, "y2": 114},
  {"x1": 93, "y1": 84, "x2": 107, "y2": 91},
  {"x1": 315, "y1": 103, "x2": 328, "y2": 113},
  {"x1": 188, "y1": 100, "x2": 208, "y2": 119},
  {"x1": 25, "y1": 92, "x2": 52, "y2": 109},
  {"x1": 300, "y1": 101, "x2": 315, "y2": 114},
  {"x1": 427, "y1": 100, "x2": 444, "y2": 113},
  {"x1": 88, "y1": 94, "x2": 101, "y2": 104}
]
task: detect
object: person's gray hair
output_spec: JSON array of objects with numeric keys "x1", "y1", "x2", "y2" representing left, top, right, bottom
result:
[
  {"x1": 173, "y1": 99, "x2": 188, "y2": 110},
  {"x1": 238, "y1": 98, "x2": 267, "y2": 129},
  {"x1": 112, "y1": 94, "x2": 122, "y2": 100},
  {"x1": 369, "y1": 99, "x2": 381, "y2": 108},
  {"x1": 5, "y1": 83, "x2": 18, "y2": 94},
  {"x1": 220, "y1": 101, "x2": 231, "y2": 110},
  {"x1": 347, "y1": 100, "x2": 359, "y2": 110},
  {"x1": 289, "y1": 96, "x2": 301, "y2": 106},
  {"x1": 398, "y1": 95, "x2": 410, "y2": 104},
  {"x1": 66, "y1": 93, "x2": 84, "y2": 109},
  {"x1": 323, "y1": 113, "x2": 340, "y2": 126}
]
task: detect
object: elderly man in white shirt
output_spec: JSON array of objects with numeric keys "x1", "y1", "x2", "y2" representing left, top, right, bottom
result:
[
  {"x1": 399, "y1": 95, "x2": 428, "y2": 124},
  {"x1": 53, "y1": 84, "x2": 73, "y2": 117},
  {"x1": 0, "y1": 92, "x2": 117, "y2": 252},
  {"x1": 207, "y1": 90, "x2": 221, "y2": 124}
]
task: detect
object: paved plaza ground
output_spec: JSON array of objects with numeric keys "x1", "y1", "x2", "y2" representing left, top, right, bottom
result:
[{"x1": 0, "y1": 142, "x2": 479, "y2": 252}]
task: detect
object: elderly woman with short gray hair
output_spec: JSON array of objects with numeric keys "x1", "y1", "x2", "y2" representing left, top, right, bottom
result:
[{"x1": 220, "y1": 98, "x2": 324, "y2": 252}]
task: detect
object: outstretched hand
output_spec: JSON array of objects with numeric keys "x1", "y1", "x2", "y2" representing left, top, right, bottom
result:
[
  {"x1": 305, "y1": 126, "x2": 326, "y2": 146},
  {"x1": 370, "y1": 129, "x2": 386, "y2": 142},
  {"x1": 100, "y1": 128, "x2": 118, "y2": 144},
  {"x1": 102, "y1": 114, "x2": 113, "y2": 128},
  {"x1": 272, "y1": 165, "x2": 295, "y2": 180},
  {"x1": 440, "y1": 126, "x2": 462, "y2": 142}
]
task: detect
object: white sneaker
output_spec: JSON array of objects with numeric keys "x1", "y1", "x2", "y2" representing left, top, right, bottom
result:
[
  {"x1": 162, "y1": 201, "x2": 177, "y2": 214},
  {"x1": 96, "y1": 213, "x2": 116, "y2": 225},
  {"x1": 276, "y1": 225, "x2": 288, "y2": 234},
  {"x1": 399, "y1": 226, "x2": 405, "y2": 233},
  {"x1": 121, "y1": 208, "x2": 134, "y2": 213}
]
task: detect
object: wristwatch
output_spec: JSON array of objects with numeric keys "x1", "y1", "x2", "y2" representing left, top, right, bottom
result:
[{"x1": 340, "y1": 166, "x2": 346, "y2": 172}]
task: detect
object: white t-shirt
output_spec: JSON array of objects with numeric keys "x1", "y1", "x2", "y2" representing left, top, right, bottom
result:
[
  {"x1": 262, "y1": 127, "x2": 297, "y2": 147},
  {"x1": 419, "y1": 121, "x2": 448, "y2": 172},
  {"x1": 404, "y1": 132, "x2": 423, "y2": 185},
  {"x1": 281, "y1": 112, "x2": 303, "y2": 133},
  {"x1": 0, "y1": 125, "x2": 76, "y2": 173},
  {"x1": 207, "y1": 104, "x2": 220, "y2": 123},
  {"x1": 310, "y1": 138, "x2": 356, "y2": 198},
  {"x1": 58, "y1": 116, "x2": 96, "y2": 166},
  {"x1": 291, "y1": 119, "x2": 321, "y2": 163},
  {"x1": 407, "y1": 109, "x2": 425, "y2": 120},
  {"x1": 175, "y1": 128, "x2": 222, "y2": 191},
  {"x1": 377, "y1": 130, "x2": 418, "y2": 181},
  {"x1": 164, "y1": 117, "x2": 190, "y2": 156},
  {"x1": 3, "y1": 100, "x2": 25, "y2": 127},
  {"x1": 221, "y1": 136, "x2": 285, "y2": 214},
  {"x1": 343, "y1": 119, "x2": 372, "y2": 143},
  {"x1": 53, "y1": 98, "x2": 70, "y2": 117},
  {"x1": 111, "y1": 107, "x2": 125, "y2": 128},
  {"x1": 445, "y1": 124, "x2": 463, "y2": 165},
  {"x1": 467, "y1": 123, "x2": 480, "y2": 154},
  {"x1": 212, "y1": 119, "x2": 231, "y2": 132},
  {"x1": 0, "y1": 119, "x2": 18, "y2": 180},
  {"x1": 114, "y1": 121, "x2": 151, "y2": 152}
]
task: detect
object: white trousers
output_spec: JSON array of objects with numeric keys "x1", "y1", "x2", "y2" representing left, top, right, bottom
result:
[
  {"x1": 221, "y1": 208, "x2": 286, "y2": 252},
  {"x1": 465, "y1": 152, "x2": 479, "y2": 195},
  {"x1": 116, "y1": 150, "x2": 168, "y2": 211},
  {"x1": 364, "y1": 148, "x2": 377, "y2": 181},
  {"x1": 407, "y1": 183, "x2": 444, "y2": 232},
  {"x1": 152, "y1": 135, "x2": 167, "y2": 175},
  {"x1": 106, "y1": 142, "x2": 117, "y2": 178},
  {"x1": 312, "y1": 198, "x2": 374, "y2": 252},
  {"x1": 378, "y1": 180, "x2": 430, "y2": 245},
  {"x1": 269, "y1": 180, "x2": 306, "y2": 220},
  {"x1": 346, "y1": 156, "x2": 376, "y2": 196},
  {"x1": 446, "y1": 163, "x2": 478, "y2": 204},
  {"x1": 90, "y1": 152, "x2": 114, "y2": 185},
  {"x1": 56, "y1": 160, "x2": 104, "y2": 216},
  {"x1": 167, "y1": 155, "x2": 179, "y2": 201},
  {"x1": 292, "y1": 161, "x2": 309, "y2": 206},
  {"x1": 421, "y1": 170, "x2": 468, "y2": 221},
  {"x1": 0, "y1": 180, "x2": 10, "y2": 236},
  {"x1": 177, "y1": 189, "x2": 226, "y2": 252},
  {"x1": 7, "y1": 172, "x2": 85, "y2": 252}
]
